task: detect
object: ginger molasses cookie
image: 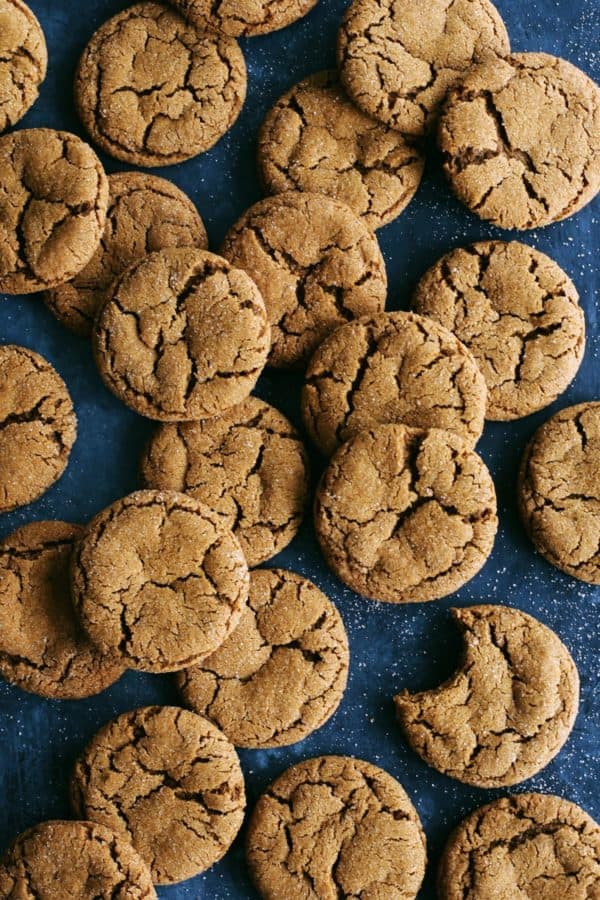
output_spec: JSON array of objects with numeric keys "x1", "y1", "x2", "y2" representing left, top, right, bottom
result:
[
  {"x1": 315, "y1": 425, "x2": 497, "y2": 603},
  {"x1": 221, "y1": 192, "x2": 387, "y2": 368},
  {"x1": 75, "y1": 2, "x2": 246, "y2": 167},
  {"x1": 519, "y1": 402, "x2": 600, "y2": 584},
  {"x1": 395, "y1": 605, "x2": 579, "y2": 788},
  {"x1": 302, "y1": 311, "x2": 487, "y2": 456},
  {"x1": 413, "y1": 241, "x2": 585, "y2": 420},
  {"x1": 44, "y1": 172, "x2": 208, "y2": 338},
  {"x1": 258, "y1": 71, "x2": 424, "y2": 231},
  {"x1": 169, "y1": 0, "x2": 318, "y2": 37},
  {"x1": 0, "y1": 0, "x2": 47, "y2": 133},
  {"x1": 70, "y1": 490, "x2": 249, "y2": 673},
  {"x1": 439, "y1": 53, "x2": 600, "y2": 229},
  {"x1": 178, "y1": 568, "x2": 349, "y2": 748},
  {"x1": 0, "y1": 129, "x2": 108, "y2": 295},
  {"x1": 140, "y1": 397, "x2": 309, "y2": 567},
  {"x1": 71, "y1": 706, "x2": 246, "y2": 885},
  {"x1": 94, "y1": 249, "x2": 270, "y2": 422},
  {"x1": 0, "y1": 346, "x2": 77, "y2": 513}
]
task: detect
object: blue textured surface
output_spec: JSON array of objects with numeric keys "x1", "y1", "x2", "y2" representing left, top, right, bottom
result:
[{"x1": 1, "y1": 0, "x2": 599, "y2": 896}]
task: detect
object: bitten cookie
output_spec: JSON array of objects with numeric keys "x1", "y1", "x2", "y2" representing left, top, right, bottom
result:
[
  {"x1": 169, "y1": 0, "x2": 318, "y2": 37},
  {"x1": 0, "y1": 0, "x2": 47, "y2": 133},
  {"x1": 221, "y1": 192, "x2": 387, "y2": 368},
  {"x1": 395, "y1": 605, "x2": 579, "y2": 788}
]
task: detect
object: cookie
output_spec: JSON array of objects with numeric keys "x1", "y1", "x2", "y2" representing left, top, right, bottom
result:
[
  {"x1": 0, "y1": 128, "x2": 108, "y2": 295},
  {"x1": 246, "y1": 755, "x2": 426, "y2": 899},
  {"x1": 439, "y1": 53, "x2": 600, "y2": 229},
  {"x1": 302, "y1": 311, "x2": 487, "y2": 456},
  {"x1": 44, "y1": 172, "x2": 208, "y2": 338},
  {"x1": 178, "y1": 568, "x2": 349, "y2": 748},
  {"x1": 93, "y1": 248, "x2": 270, "y2": 422},
  {"x1": 0, "y1": 345, "x2": 77, "y2": 513},
  {"x1": 0, "y1": 820, "x2": 156, "y2": 899},
  {"x1": 413, "y1": 241, "x2": 585, "y2": 420},
  {"x1": 70, "y1": 706, "x2": 246, "y2": 885},
  {"x1": 140, "y1": 397, "x2": 310, "y2": 567},
  {"x1": 169, "y1": 0, "x2": 318, "y2": 37},
  {"x1": 221, "y1": 192, "x2": 387, "y2": 368},
  {"x1": 395, "y1": 605, "x2": 579, "y2": 788},
  {"x1": 438, "y1": 793, "x2": 600, "y2": 899},
  {"x1": 0, "y1": 0, "x2": 47, "y2": 133},
  {"x1": 257, "y1": 70, "x2": 424, "y2": 231},
  {"x1": 314, "y1": 424, "x2": 498, "y2": 603},
  {"x1": 74, "y1": 2, "x2": 247, "y2": 167},
  {"x1": 518, "y1": 402, "x2": 600, "y2": 584},
  {"x1": 338, "y1": 0, "x2": 509, "y2": 137},
  {"x1": 70, "y1": 490, "x2": 249, "y2": 673}
]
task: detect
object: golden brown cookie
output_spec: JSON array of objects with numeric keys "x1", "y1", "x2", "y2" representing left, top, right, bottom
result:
[
  {"x1": 395, "y1": 605, "x2": 579, "y2": 788},
  {"x1": 74, "y1": 2, "x2": 247, "y2": 167},
  {"x1": 0, "y1": 129, "x2": 108, "y2": 294},
  {"x1": 44, "y1": 172, "x2": 208, "y2": 338},
  {"x1": 70, "y1": 706, "x2": 246, "y2": 885},
  {"x1": 0, "y1": 0, "x2": 47, "y2": 133},
  {"x1": 257, "y1": 70, "x2": 424, "y2": 231},
  {"x1": 0, "y1": 345, "x2": 77, "y2": 513},
  {"x1": 140, "y1": 397, "x2": 309, "y2": 567},
  {"x1": 302, "y1": 311, "x2": 487, "y2": 456},
  {"x1": 314, "y1": 425, "x2": 498, "y2": 603},
  {"x1": 70, "y1": 490, "x2": 249, "y2": 673},
  {"x1": 169, "y1": 0, "x2": 318, "y2": 37},
  {"x1": 439, "y1": 53, "x2": 600, "y2": 229},
  {"x1": 413, "y1": 241, "x2": 585, "y2": 420},
  {"x1": 93, "y1": 248, "x2": 270, "y2": 422}
]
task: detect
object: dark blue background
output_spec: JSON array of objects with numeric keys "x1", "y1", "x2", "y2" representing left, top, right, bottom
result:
[{"x1": 1, "y1": 0, "x2": 599, "y2": 896}]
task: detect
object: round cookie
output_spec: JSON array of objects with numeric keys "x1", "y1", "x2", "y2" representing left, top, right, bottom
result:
[
  {"x1": 302, "y1": 311, "x2": 487, "y2": 456},
  {"x1": 169, "y1": 0, "x2": 318, "y2": 37},
  {"x1": 518, "y1": 402, "x2": 600, "y2": 584},
  {"x1": 140, "y1": 397, "x2": 310, "y2": 567},
  {"x1": 70, "y1": 706, "x2": 246, "y2": 885},
  {"x1": 413, "y1": 241, "x2": 585, "y2": 420},
  {"x1": 258, "y1": 70, "x2": 424, "y2": 231},
  {"x1": 395, "y1": 605, "x2": 579, "y2": 788},
  {"x1": 178, "y1": 568, "x2": 349, "y2": 748},
  {"x1": 439, "y1": 53, "x2": 600, "y2": 229},
  {"x1": 0, "y1": 0, "x2": 47, "y2": 133},
  {"x1": 0, "y1": 345, "x2": 77, "y2": 513},
  {"x1": 246, "y1": 755, "x2": 426, "y2": 899},
  {"x1": 75, "y1": 2, "x2": 247, "y2": 167},
  {"x1": 70, "y1": 490, "x2": 249, "y2": 673},
  {"x1": 93, "y1": 248, "x2": 270, "y2": 422},
  {"x1": 314, "y1": 424, "x2": 498, "y2": 603},
  {"x1": 0, "y1": 129, "x2": 109, "y2": 295},
  {"x1": 438, "y1": 793, "x2": 600, "y2": 899},
  {"x1": 44, "y1": 172, "x2": 208, "y2": 338}
]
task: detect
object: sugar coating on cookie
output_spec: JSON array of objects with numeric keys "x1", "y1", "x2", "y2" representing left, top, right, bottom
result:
[
  {"x1": 0, "y1": 0, "x2": 47, "y2": 133},
  {"x1": 169, "y1": 0, "x2": 318, "y2": 37}
]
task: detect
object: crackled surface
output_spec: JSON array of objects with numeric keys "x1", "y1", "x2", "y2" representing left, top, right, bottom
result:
[
  {"x1": 302, "y1": 311, "x2": 487, "y2": 456},
  {"x1": 0, "y1": 0, "x2": 47, "y2": 133},
  {"x1": 170, "y1": 0, "x2": 318, "y2": 37},
  {"x1": 258, "y1": 70, "x2": 424, "y2": 231},
  {"x1": 70, "y1": 706, "x2": 246, "y2": 885},
  {"x1": 315, "y1": 425, "x2": 497, "y2": 603},
  {"x1": 439, "y1": 52, "x2": 600, "y2": 229},
  {"x1": 413, "y1": 241, "x2": 585, "y2": 420},
  {"x1": 70, "y1": 490, "x2": 249, "y2": 673},
  {"x1": 0, "y1": 129, "x2": 108, "y2": 294},
  {"x1": 74, "y1": 2, "x2": 247, "y2": 167},
  {"x1": 395, "y1": 605, "x2": 579, "y2": 788},
  {"x1": 140, "y1": 397, "x2": 309, "y2": 567},
  {"x1": 439, "y1": 793, "x2": 600, "y2": 899},
  {"x1": 247, "y1": 754, "x2": 426, "y2": 899},
  {"x1": 94, "y1": 248, "x2": 270, "y2": 422},
  {"x1": 519, "y1": 402, "x2": 600, "y2": 584}
]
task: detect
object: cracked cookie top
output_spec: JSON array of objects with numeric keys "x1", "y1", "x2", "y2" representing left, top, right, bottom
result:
[
  {"x1": 169, "y1": 0, "x2": 318, "y2": 37},
  {"x1": 257, "y1": 70, "x2": 424, "y2": 231},
  {"x1": 70, "y1": 706, "x2": 246, "y2": 885},
  {"x1": 413, "y1": 241, "x2": 585, "y2": 421},
  {"x1": 0, "y1": 0, "x2": 47, "y2": 133},
  {"x1": 93, "y1": 248, "x2": 270, "y2": 422},
  {"x1": 395, "y1": 605, "x2": 579, "y2": 788},
  {"x1": 70, "y1": 490, "x2": 249, "y2": 673},
  {"x1": 439, "y1": 52, "x2": 600, "y2": 229},
  {"x1": 74, "y1": 1, "x2": 247, "y2": 167},
  {"x1": 338, "y1": 0, "x2": 509, "y2": 136},
  {"x1": 246, "y1": 754, "x2": 426, "y2": 899},
  {"x1": 315, "y1": 425, "x2": 498, "y2": 603}
]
